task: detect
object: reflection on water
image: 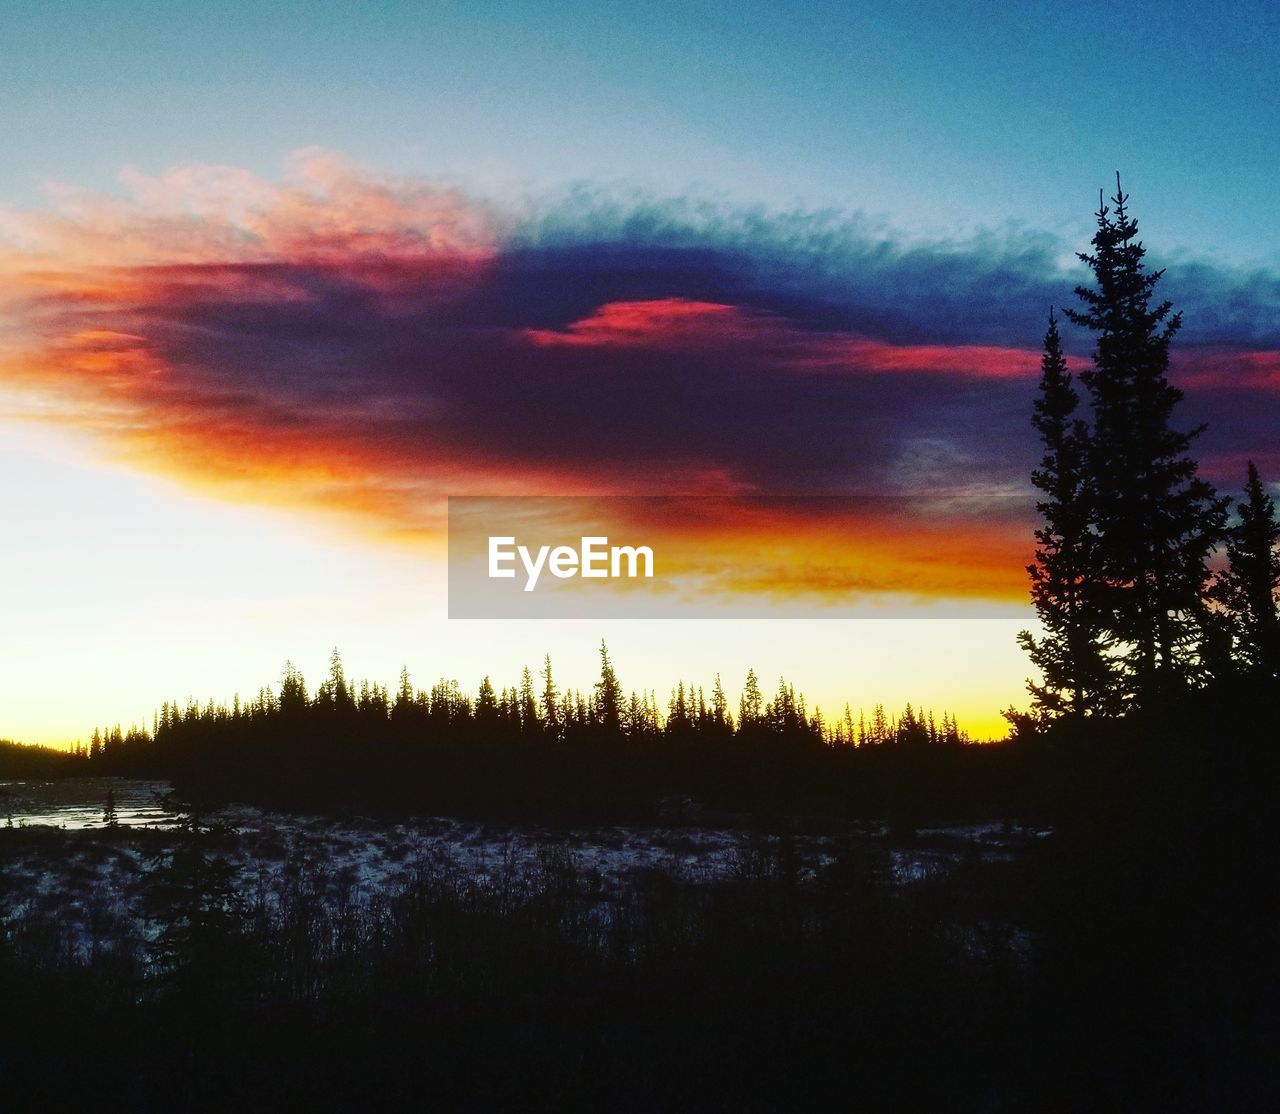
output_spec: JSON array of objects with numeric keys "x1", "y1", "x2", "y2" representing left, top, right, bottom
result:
[{"x1": 0, "y1": 778, "x2": 173, "y2": 829}]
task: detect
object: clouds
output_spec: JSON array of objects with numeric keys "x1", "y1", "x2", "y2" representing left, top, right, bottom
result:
[
  {"x1": 2, "y1": 152, "x2": 1278, "y2": 568},
  {"x1": 0, "y1": 149, "x2": 498, "y2": 268}
]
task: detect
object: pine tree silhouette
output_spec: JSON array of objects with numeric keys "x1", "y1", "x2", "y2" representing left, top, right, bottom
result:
[
  {"x1": 1063, "y1": 175, "x2": 1226, "y2": 701},
  {"x1": 101, "y1": 785, "x2": 119, "y2": 829},
  {"x1": 739, "y1": 668, "x2": 763, "y2": 729},
  {"x1": 540, "y1": 654, "x2": 560, "y2": 737},
  {"x1": 1020, "y1": 310, "x2": 1116, "y2": 716},
  {"x1": 1210, "y1": 462, "x2": 1280, "y2": 679},
  {"x1": 476, "y1": 675, "x2": 499, "y2": 724},
  {"x1": 519, "y1": 666, "x2": 539, "y2": 736},
  {"x1": 593, "y1": 642, "x2": 623, "y2": 733},
  {"x1": 710, "y1": 674, "x2": 730, "y2": 732}
]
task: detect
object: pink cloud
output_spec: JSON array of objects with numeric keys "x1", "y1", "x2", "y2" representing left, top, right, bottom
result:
[
  {"x1": 1174, "y1": 348, "x2": 1280, "y2": 394},
  {"x1": 0, "y1": 147, "x2": 498, "y2": 274},
  {"x1": 526, "y1": 297, "x2": 1078, "y2": 380}
]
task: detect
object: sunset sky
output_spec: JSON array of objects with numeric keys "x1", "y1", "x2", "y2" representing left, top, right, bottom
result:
[{"x1": 2, "y1": 2, "x2": 1278, "y2": 745}]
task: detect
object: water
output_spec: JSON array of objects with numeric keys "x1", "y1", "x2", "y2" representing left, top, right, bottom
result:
[{"x1": 0, "y1": 778, "x2": 173, "y2": 829}]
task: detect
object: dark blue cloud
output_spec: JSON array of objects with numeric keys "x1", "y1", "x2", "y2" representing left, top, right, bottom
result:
[{"x1": 24, "y1": 189, "x2": 1280, "y2": 522}]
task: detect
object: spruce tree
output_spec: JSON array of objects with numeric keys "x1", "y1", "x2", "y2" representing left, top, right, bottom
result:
[
  {"x1": 1210, "y1": 462, "x2": 1280, "y2": 679},
  {"x1": 870, "y1": 703, "x2": 889, "y2": 745},
  {"x1": 1019, "y1": 310, "x2": 1115, "y2": 715},
  {"x1": 1064, "y1": 176, "x2": 1226, "y2": 701},
  {"x1": 326, "y1": 647, "x2": 353, "y2": 713},
  {"x1": 541, "y1": 654, "x2": 559, "y2": 736},
  {"x1": 738, "y1": 668, "x2": 763, "y2": 730},
  {"x1": 593, "y1": 642, "x2": 623, "y2": 733},
  {"x1": 279, "y1": 660, "x2": 308, "y2": 715},
  {"x1": 102, "y1": 785, "x2": 119, "y2": 829},
  {"x1": 518, "y1": 666, "x2": 539, "y2": 735},
  {"x1": 476, "y1": 675, "x2": 498, "y2": 723},
  {"x1": 393, "y1": 666, "x2": 414, "y2": 724},
  {"x1": 710, "y1": 674, "x2": 729, "y2": 730}
]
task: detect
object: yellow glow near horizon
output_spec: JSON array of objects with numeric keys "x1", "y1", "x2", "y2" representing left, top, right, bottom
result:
[{"x1": 0, "y1": 420, "x2": 1032, "y2": 747}]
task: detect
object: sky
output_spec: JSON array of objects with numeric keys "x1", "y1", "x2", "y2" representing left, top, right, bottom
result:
[{"x1": 1, "y1": 1, "x2": 1278, "y2": 744}]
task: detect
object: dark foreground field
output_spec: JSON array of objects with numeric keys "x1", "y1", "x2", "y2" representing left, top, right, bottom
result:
[{"x1": 1, "y1": 702, "x2": 1276, "y2": 1112}]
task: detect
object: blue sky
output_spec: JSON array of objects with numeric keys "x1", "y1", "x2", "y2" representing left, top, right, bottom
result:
[
  {"x1": 2, "y1": 0, "x2": 1277, "y2": 259},
  {"x1": 1, "y1": 1, "x2": 1277, "y2": 744}
]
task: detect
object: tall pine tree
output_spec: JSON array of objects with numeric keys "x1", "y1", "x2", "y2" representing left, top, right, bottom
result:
[
  {"x1": 540, "y1": 653, "x2": 560, "y2": 737},
  {"x1": 1063, "y1": 176, "x2": 1226, "y2": 702},
  {"x1": 1020, "y1": 310, "x2": 1116, "y2": 716},
  {"x1": 593, "y1": 642, "x2": 623, "y2": 733}
]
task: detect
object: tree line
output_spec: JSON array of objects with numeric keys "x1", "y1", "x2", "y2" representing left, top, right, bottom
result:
[
  {"x1": 73, "y1": 641, "x2": 972, "y2": 772},
  {"x1": 1021, "y1": 176, "x2": 1279, "y2": 718}
]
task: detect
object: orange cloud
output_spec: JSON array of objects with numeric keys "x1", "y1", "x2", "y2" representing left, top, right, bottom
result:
[
  {"x1": 447, "y1": 495, "x2": 1033, "y2": 612},
  {"x1": 0, "y1": 152, "x2": 516, "y2": 534}
]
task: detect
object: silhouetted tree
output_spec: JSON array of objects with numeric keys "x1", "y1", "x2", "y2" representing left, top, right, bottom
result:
[
  {"x1": 1063, "y1": 176, "x2": 1226, "y2": 701},
  {"x1": 540, "y1": 654, "x2": 560, "y2": 737},
  {"x1": 710, "y1": 674, "x2": 731, "y2": 734},
  {"x1": 593, "y1": 642, "x2": 623, "y2": 733},
  {"x1": 476, "y1": 675, "x2": 499, "y2": 726},
  {"x1": 667, "y1": 682, "x2": 692, "y2": 736},
  {"x1": 102, "y1": 785, "x2": 119, "y2": 829},
  {"x1": 869, "y1": 704, "x2": 890, "y2": 746},
  {"x1": 1210, "y1": 462, "x2": 1280, "y2": 679},
  {"x1": 1020, "y1": 310, "x2": 1116, "y2": 716},
  {"x1": 318, "y1": 647, "x2": 354, "y2": 714},
  {"x1": 519, "y1": 667, "x2": 539, "y2": 736},
  {"x1": 739, "y1": 669, "x2": 763, "y2": 729},
  {"x1": 897, "y1": 703, "x2": 930, "y2": 747},
  {"x1": 280, "y1": 660, "x2": 308, "y2": 715}
]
